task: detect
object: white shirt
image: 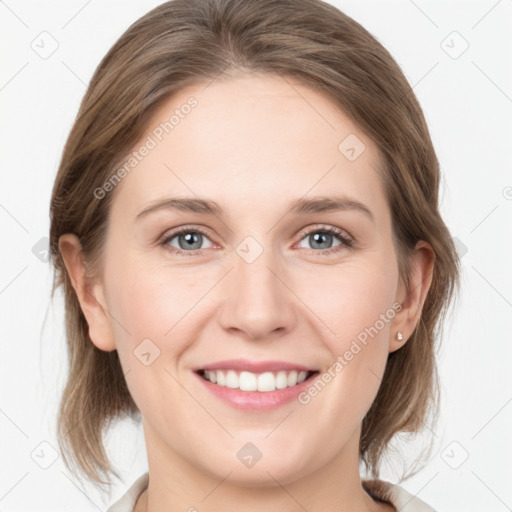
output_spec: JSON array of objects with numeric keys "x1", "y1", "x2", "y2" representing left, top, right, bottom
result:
[{"x1": 106, "y1": 472, "x2": 437, "y2": 511}]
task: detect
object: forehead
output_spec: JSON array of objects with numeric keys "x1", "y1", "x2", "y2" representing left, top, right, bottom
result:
[{"x1": 110, "y1": 73, "x2": 387, "y2": 221}]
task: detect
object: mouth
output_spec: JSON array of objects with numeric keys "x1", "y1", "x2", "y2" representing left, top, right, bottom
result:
[
  {"x1": 196, "y1": 368, "x2": 319, "y2": 392},
  {"x1": 192, "y1": 358, "x2": 321, "y2": 410}
]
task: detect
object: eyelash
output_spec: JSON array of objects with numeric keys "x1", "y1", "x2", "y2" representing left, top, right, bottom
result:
[{"x1": 159, "y1": 224, "x2": 354, "y2": 257}]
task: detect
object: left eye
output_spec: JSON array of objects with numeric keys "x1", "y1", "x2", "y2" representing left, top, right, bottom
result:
[{"x1": 296, "y1": 227, "x2": 350, "y2": 251}]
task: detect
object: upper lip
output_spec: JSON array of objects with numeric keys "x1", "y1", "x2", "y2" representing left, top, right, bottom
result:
[{"x1": 194, "y1": 359, "x2": 317, "y2": 373}]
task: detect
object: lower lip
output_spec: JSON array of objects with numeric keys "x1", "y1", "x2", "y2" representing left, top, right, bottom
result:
[{"x1": 194, "y1": 372, "x2": 318, "y2": 411}]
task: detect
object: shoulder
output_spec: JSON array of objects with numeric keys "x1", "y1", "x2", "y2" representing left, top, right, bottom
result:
[
  {"x1": 106, "y1": 472, "x2": 149, "y2": 512},
  {"x1": 362, "y1": 478, "x2": 438, "y2": 512}
]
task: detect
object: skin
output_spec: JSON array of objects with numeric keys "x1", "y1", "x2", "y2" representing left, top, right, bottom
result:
[{"x1": 60, "y1": 73, "x2": 434, "y2": 512}]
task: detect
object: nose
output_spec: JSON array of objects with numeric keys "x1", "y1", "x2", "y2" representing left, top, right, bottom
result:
[{"x1": 218, "y1": 243, "x2": 297, "y2": 342}]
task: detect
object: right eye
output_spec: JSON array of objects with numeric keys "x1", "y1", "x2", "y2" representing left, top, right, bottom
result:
[{"x1": 161, "y1": 226, "x2": 215, "y2": 256}]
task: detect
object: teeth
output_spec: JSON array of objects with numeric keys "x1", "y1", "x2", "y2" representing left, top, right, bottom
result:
[
  {"x1": 240, "y1": 371, "x2": 258, "y2": 391},
  {"x1": 288, "y1": 370, "x2": 298, "y2": 387},
  {"x1": 202, "y1": 369, "x2": 311, "y2": 392},
  {"x1": 225, "y1": 370, "x2": 238, "y2": 389}
]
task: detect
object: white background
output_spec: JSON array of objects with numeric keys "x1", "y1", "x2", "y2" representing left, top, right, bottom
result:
[{"x1": 0, "y1": 0, "x2": 511, "y2": 511}]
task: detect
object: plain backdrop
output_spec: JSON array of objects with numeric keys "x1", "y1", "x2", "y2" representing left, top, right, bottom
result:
[{"x1": 1, "y1": 0, "x2": 511, "y2": 511}]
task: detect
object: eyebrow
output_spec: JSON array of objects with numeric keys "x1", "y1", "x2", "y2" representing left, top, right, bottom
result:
[{"x1": 135, "y1": 195, "x2": 374, "y2": 222}]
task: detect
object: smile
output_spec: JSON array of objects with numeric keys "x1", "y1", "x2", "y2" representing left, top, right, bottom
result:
[{"x1": 197, "y1": 369, "x2": 318, "y2": 392}]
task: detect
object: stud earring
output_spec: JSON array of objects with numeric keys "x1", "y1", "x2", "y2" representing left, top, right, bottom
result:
[{"x1": 396, "y1": 331, "x2": 403, "y2": 341}]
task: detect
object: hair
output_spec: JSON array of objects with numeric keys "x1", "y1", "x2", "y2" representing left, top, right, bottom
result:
[{"x1": 49, "y1": 0, "x2": 460, "y2": 490}]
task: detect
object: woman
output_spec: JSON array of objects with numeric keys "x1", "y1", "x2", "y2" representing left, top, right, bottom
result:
[{"x1": 49, "y1": 0, "x2": 459, "y2": 510}]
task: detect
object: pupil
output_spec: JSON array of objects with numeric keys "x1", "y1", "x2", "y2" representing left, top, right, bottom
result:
[
  {"x1": 180, "y1": 232, "x2": 201, "y2": 250},
  {"x1": 311, "y1": 232, "x2": 331, "y2": 249}
]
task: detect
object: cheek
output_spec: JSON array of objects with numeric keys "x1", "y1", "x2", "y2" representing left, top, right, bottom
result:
[
  {"x1": 300, "y1": 256, "x2": 398, "y2": 348},
  {"x1": 107, "y1": 266, "x2": 200, "y2": 353},
  {"x1": 103, "y1": 262, "x2": 205, "y2": 418},
  {"x1": 337, "y1": 271, "x2": 397, "y2": 348},
  {"x1": 102, "y1": 245, "x2": 206, "y2": 378},
  {"x1": 299, "y1": 259, "x2": 398, "y2": 407}
]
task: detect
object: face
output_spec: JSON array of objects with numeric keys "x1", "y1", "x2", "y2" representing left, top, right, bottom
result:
[{"x1": 87, "y1": 73, "x2": 404, "y2": 485}]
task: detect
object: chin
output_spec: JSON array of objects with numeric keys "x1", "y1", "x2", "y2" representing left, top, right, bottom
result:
[{"x1": 196, "y1": 448, "x2": 314, "y2": 488}]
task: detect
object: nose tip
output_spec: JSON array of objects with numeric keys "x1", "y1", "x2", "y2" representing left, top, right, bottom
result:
[{"x1": 218, "y1": 253, "x2": 296, "y2": 341}]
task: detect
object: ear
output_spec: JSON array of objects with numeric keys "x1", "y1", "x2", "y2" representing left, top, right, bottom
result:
[
  {"x1": 390, "y1": 240, "x2": 434, "y2": 353},
  {"x1": 58, "y1": 233, "x2": 116, "y2": 352}
]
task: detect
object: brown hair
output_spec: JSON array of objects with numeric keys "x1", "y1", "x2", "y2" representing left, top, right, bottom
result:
[{"x1": 49, "y1": 0, "x2": 460, "y2": 489}]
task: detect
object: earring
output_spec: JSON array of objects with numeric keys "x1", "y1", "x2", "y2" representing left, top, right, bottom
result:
[{"x1": 396, "y1": 331, "x2": 403, "y2": 341}]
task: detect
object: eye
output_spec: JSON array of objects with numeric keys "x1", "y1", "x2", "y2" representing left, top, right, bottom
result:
[
  {"x1": 161, "y1": 226, "x2": 215, "y2": 256},
  {"x1": 295, "y1": 224, "x2": 353, "y2": 254}
]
